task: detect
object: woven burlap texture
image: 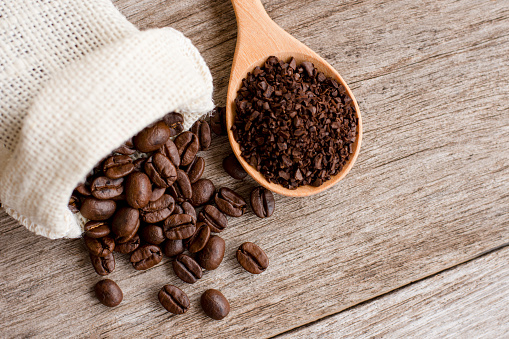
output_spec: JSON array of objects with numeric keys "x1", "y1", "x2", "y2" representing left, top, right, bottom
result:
[{"x1": 0, "y1": 0, "x2": 214, "y2": 239}]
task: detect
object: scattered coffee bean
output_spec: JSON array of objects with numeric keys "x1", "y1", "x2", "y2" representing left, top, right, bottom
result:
[
  {"x1": 90, "y1": 252, "x2": 115, "y2": 276},
  {"x1": 76, "y1": 182, "x2": 91, "y2": 196},
  {"x1": 141, "y1": 194, "x2": 175, "y2": 223},
  {"x1": 250, "y1": 187, "x2": 275, "y2": 218},
  {"x1": 174, "y1": 131, "x2": 199, "y2": 167},
  {"x1": 68, "y1": 194, "x2": 80, "y2": 213},
  {"x1": 144, "y1": 153, "x2": 177, "y2": 188},
  {"x1": 222, "y1": 153, "x2": 247, "y2": 180},
  {"x1": 181, "y1": 201, "x2": 197, "y2": 221},
  {"x1": 236, "y1": 242, "x2": 269, "y2": 274},
  {"x1": 209, "y1": 106, "x2": 226, "y2": 136},
  {"x1": 215, "y1": 187, "x2": 246, "y2": 217},
  {"x1": 103, "y1": 155, "x2": 134, "y2": 179},
  {"x1": 173, "y1": 254, "x2": 202, "y2": 284},
  {"x1": 125, "y1": 172, "x2": 152, "y2": 209},
  {"x1": 112, "y1": 138, "x2": 136, "y2": 156},
  {"x1": 80, "y1": 198, "x2": 116, "y2": 221},
  {"x1": 139, "y1": 225, "x2": 166, "y2": 245},
  {"x1": 133, "y1": 157, "x2": 146, "y2": 171},
  {"x1": 198, "y1": 205, "x2": 228, "y2": 233},
  {"x1": 190, "y1": 178, "x2": 215, "y2": 207},
  {"x1": 185, "y1": 156, "x2": 205, "y2": 184},
  {"x1": 172, "y1": 204, "x2": 184, "y2": 215},
  {"x1": 84, "y1": 221, "x2": 111, "y2": 238},
  {"x1": 130, "y1": 244, "x2": 163, "y2": 270},
  {"x1": 158, "y1": 138, "x2": 180, "y2": 167},
  {"x1": 200, "y1": 289, "x2": 229, "y2": 320},
  {"x1": 197, "y1": 235, "x2": 225, "y2": 270},
  {"x1": 168, "y1": 169, "x2": 192, "y2": 203},
  {"x1": 163, "y1": 239, "x2": 185, "y2": 257},
  {"x1": 91, "y1": 176, "x2": 124, "y2": 200},
  {"x1": 163, "y1": 214, "x2": 196, "y2": 240},
  {"x1": 186, "y1": 222, "x2": 211, "y2": 253},
  {"x1": 163, "y1": 112, "x2": 184, "y2": 136},
  {"x1": 95, "y1": 279, "x2": 123, "y2": 307},
  {"x1": 114, "y1": 234, "x2": 140, "y2": 254},
  {"x1": 150, "y1": 187, "x2": 166, "y2": 202},
  {"x1": 159, "y1": 285, "x2": 190, "y2": 314},
  {"x1": 133, "y1": 121, "x2": 171, "y2": 153},
  {"x1": 111, "y1": 207, "x2": 140, "y2": 243},
  {"x1": 190, "y1": 119, "x2": 211, "y2": 151},
  {"x1": 84, "y1": 235, "x2": 115, "y2": 257}
]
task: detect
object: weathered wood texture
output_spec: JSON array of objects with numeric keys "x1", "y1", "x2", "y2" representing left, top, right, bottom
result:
[
  {"x1": 278, "y1": 246, "x2": 509, "y2": 338},
  {"x1": 0, "y1": 0, "x2": 508, "y2": 337}
]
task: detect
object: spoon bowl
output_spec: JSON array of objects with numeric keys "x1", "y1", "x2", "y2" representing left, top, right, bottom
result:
[{"x1": 226, "y1": 0, "x2": 363, "y2": 197}]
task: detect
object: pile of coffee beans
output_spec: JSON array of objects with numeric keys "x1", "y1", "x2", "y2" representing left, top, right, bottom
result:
[
  {"x1": 232, "y1": 56, "x2": 358, "y2": 189},
  {"x1": 69, "y1": 108, "x2": 272, "y2": 319}
]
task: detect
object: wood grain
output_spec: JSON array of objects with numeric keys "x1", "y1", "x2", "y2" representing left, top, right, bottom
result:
[
  {"x1": 277, "y1": 246, "x2": 509, "y2": 338},
  {"x1": 0, "y1": 0, "x2": 508, "y2": 337}
]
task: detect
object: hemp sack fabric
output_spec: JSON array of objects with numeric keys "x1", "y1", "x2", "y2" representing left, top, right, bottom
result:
[{"x1": 0, "y1": 0, "x2": 214, "y2": 239}]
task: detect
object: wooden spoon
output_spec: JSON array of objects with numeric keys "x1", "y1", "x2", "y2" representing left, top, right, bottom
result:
[{"x1": 226, "y1": 0, "x2": 363, "y2": 197}]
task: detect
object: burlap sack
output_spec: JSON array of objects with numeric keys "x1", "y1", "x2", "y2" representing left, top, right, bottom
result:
[{"x1": 0, "y1": 0, "x2": 214, "y2": 239}]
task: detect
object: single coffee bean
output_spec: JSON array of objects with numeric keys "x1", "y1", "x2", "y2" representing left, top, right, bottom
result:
[
  {"x1": 173, "y1": 254, "x2": 202, "y2": 284},
  {"x1": 190, "y1": 120, "x2": 211, "y2": 151},
  {"x1": 80, "y1": 198, "x2": 116, "y2": 221},
  {"x1": 158, "y1": 138, "x2": 180, "y2": 167},
  {"x1": 189, "y1": 179, "x2": 215, "y2": 207},
  {"x1": 111, "y1": 207, "x2": 140, "y2": 243},
  {"x1": 90, "y1": 176, "x2": 124, "y2": 200},
  {"x1": 114, "y1": 234, "x2": 140, "y2": 254},
  {"x1": 125, "y1": 172, "x2": 152, "y2": 209},
  {"x1": 150, "y1": 187, "x2": 166, "y2": 202},
  {"x1": 84, "y1": 221, "x2": 111, "y2": 238},
  {"x1": 172, "y1": 204, "x2": 184, "y2": 215},
  {"x1": 250, "y1": 186, "x2": 275, "y2": 218},
  {"x1": 215, "y1": 187, "x2": 247, "y2": 217},
  {"x1": 141, "y1": 194, "x2": 175, "y2": 223},
  {"x1": 168, "y1": 169, "x2": 192, "y2": 203},
  {"x1": 222, "y1": 153, "x2": 247, "y2": 180},
  {"x1": 181, "y1": 201, "x2": 197, "y2": 221},
  {"x1": 163, "y1": 239, "x2": 185, "y2": 257},
  {"x1": 112, "y1": 138, "x2": 136, "y2": 155},
  {"x1": 130, "y1": 244, "x2": 163, "y2": 270},
  {"x1": 158, "y1": 285, "x2": 190, "y2": 314},
  {"x1": 133, "y1": 121, "x2": 171, "y2": 153},
  {"x1": 103, "y1": 155, "x2": 134, "y2": 179},
  {"x1": 209, "y1": 106, "x2": 226, "y2": 136},
  {"x1": 174, "y1": 131, "x2": 199, "y2": 167},
  {"x1": 185, "y1": 157, "x2": 205, "y2": 184},
  {"x1": 198, "y1": 205, "x2": 227, "y2": 233},
  {"x1": 163, "y1": 214, "x2": 196, "y2": 240},
  {"x1": 90, "y1": 252, "x2": 115, "y2": 276},
  {"x1": 186, "y1": 222, "x2": 210, "y2": 253},
  {"x1": 139, "y1": 225, "x2": 166, "y2": 245},
  {"x1": 84, "y1": 235, "x2": 115, "y2": 257},
  {"x1": 75, "y1": 182, "x2": 91, "y2": 196},
  {"x1": 236, "y1": 242, "x2": 269, "y2": 274},
  {"x1": 144, "y1": 153, "x2": 177, "y2": 188},
  {"x1": 163, "y1": 112, "x2": 184, "y2": 136},
  {"x1": 200, "y1": 289, "x2": 230, "y2": 320},
  {"x1": 95, "y1": 279, "x2": 123, "y2": 307},
  {"x1": 197, "y1": 235, "x2": 225, "y2": 270},
  {"x1": 68, "y1": 194, "x2": 80, "y2": 213},
  {"x1": 133, "y1": 157, "x2": 146, "y2": 171}
]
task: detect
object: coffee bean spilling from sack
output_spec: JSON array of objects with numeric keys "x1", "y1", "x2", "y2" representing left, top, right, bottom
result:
[{"x1": 69, "y1": 109, "x2": 271, "y2": 319}]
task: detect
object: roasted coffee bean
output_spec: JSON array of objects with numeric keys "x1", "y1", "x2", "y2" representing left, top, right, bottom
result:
[
  {"x1": 198, "y1": 205, "x2": 227, "y2": 233},
  {"x1": 222, "y1": 153, "x2": 247, "y2": 180},
  {"x1": 186, "y1": 222, "x2": 210, "y2": 253},
  {"x1": 80, "y1": 198, "x2": 116, "y2": 221},
  {"x1": 144, "y1": 153, "x2": 177, "y2": 188},
  {"x1": 140, "y1": 225, "x2": 166, "y2": 245},
  {"x1": 236, "y1": 242, "x2": 269, "y2": 274},
  {"x1": 158, "y1": 138, "x2": 180, "y2": 167},
  {"x1": 174, "y1": 131, "x2": 199, "y2": 167},
  {"x1": 172, "y1": 204, "x2": 184, "y2": 215},
  {"x1": 141, "y1": 194, "x2": 175, "y2": 223},
  {"x1": 84, "y1": 221, "x2": 111, "y2": 238},
  {"x1": 168, "y1": 169, "x2": 192, "y2": 203},
  {"x1": 163, "y1": 214, "x2": 196, "y2": 240},
  {"x1": 185, "y1": 157, "x2": 205, "y2": 184},
  {"x1": 90, "y1": 176, "x2": 124, "y2": 200},
  {"x1": 190, "y1": 120, "x2": 211, "y2": 151},
  {"x1": 76, "y1": 183, "x2": 91, "y2": 196},
  {"x1": 133, "y1": 157, "x2": 146, "y2": 172},
  {"x1": 130, "y1": 244, "x2": 163, "y2": 270},
  {"x1": 103, "y1": 155, "x2": 134, "y2": 179},
  {"x1": 209, "y1": 106, "x2": 226, "y2": 136},
  {"x1": 201, "y1": 289, "x2": 229, "y2": 320},
  {"x1": 125, "y1": 172, "x2": 152, "y2": 209},
  {"x1": 214, "y1": 187, "x2": 246, "y2": 217},
  {"x1": 133, "y1": 121, "x2": 171, "y2": 153},
  {"x1": 159, "y1": 285, "x2": 190, "y2": 314},
  {"x1": 111, "y1": 207, "x2": 140, "y2": 243},
  {"x1": 150, "y1": 187, "x2": 166, "y2": 202},
  {"x1": 163, "y1": 112, "x2": 184, "y2": 136},
  {"x1": 84, "y1": 235, "x2": 115, "y2": 257},
  {"x1": 173, "y1": 254, "x2": 202, "y2": 283},
  {"x1": 113, "y1": 138, "x2": 136, "y2": 155},
  {"x1": 250, "y1": 186, "x2": 275, "y2": 218},
  {"x1": 114, "y1": 234, "x2": 140, "y2": 254},
  {"x1": 90, "y1": 252, "x2": 115, "y2": 276},
  {"x1": 68, "y1": 194, "x2": 80, "y2": 213},
  {"x1": 190, "y1": 179, "x2": 215, "y2": 207},
  {"x1": 95, "y1": 279, "x2": 123, "y2": 307},
  {"x1": 181, "y1": 201, "x2": 197, "y2": 221},
  {"x1": 197, "y1": 235, "x2": 225, "y2": 270},
  {"x1": 163, "y1": 239, "x2": 185, "y2": 257}
]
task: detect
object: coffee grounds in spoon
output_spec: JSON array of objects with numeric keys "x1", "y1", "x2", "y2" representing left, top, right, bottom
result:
[{"x1": 232, "y1": 56, "x2": 358, "y2": 189}]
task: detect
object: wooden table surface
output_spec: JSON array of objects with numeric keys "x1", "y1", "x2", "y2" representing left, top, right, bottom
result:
[{"x1": 1, "y1": 0, "x2": 508, "y2": 337}]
